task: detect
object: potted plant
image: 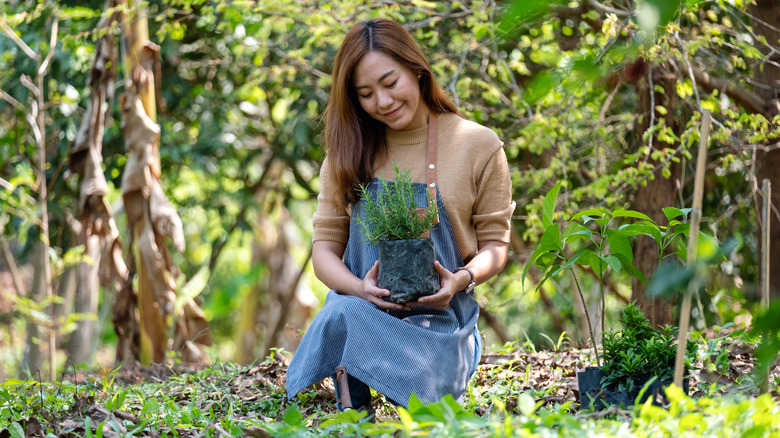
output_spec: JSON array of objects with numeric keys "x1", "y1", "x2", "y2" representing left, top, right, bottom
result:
[
  {"x1": 577, "y1": 302, "x2": 696, "y2": 410},
  {"x1": 355, "y1": 164, "x2": 440, "y2": 304}
]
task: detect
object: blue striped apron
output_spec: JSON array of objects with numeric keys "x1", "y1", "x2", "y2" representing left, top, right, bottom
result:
[{"x1": 285, "y1": 180, "x2": 482, "y2": 408}]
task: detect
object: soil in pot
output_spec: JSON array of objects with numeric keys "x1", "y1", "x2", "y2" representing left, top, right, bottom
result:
[
  {"x1": 378, "y1": 237, "x2": 438, "y2": 304},
  {"x1": 577, "y1": 367, "x2": 689, "y2": 411}
]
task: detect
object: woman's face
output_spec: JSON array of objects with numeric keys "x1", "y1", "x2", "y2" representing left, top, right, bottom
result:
[{"x1": 352, "y1": 51, "x2": 429, "y2": 131}]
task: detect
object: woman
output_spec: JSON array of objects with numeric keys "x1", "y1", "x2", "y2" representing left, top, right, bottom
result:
[{"x1": 286, "y1": 18, "x2": 514, "y2": 411}]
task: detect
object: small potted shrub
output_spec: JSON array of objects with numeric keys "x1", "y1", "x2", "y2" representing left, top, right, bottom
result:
[
  {"x1": 578, "y1": 302, "x2": 697, "y2": 410},
  {"x1": 355, "y1": 164, "x2": 440, "y2": 304}
]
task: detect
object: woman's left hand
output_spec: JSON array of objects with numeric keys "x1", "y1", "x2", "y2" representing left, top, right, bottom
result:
[{"x1": 410, "y1": 261, "x2": 459, "y2": 310}]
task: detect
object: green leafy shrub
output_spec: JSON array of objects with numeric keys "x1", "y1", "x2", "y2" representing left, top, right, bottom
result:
[
  {"x1": 355, "y1": 163, "x2": 439, "y2": 246},
  {"x1": 600, "y1": 302, "x2": 697, "y2": 393},
  {"x1": 523, "y1": 181, "x2": 722, "y2": 364}
]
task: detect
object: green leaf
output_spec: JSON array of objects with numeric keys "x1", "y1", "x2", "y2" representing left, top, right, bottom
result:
[
  {"x1": 601, "y1": 254, "x2": 622, "y2": 273},
  {"x1": 282, "y1": 405, "x2": 304, "y2": 426},
  {"x1": 647, "y1": 260, "x2": 694, "y2": 298},
  {"x1": 499, "y1": 0, "x2": 564, "y2": 34},
  {"x1": 539, "y1": 224, "x2": 563, "y2": 253},
  {"x1": 60, "y1": 6, "x2": 100, "y2": 19},
  {"x1": 542, "y1": 181, "x2": 563, "y2": 228},
  {"x1": 535, "y1": 251, "x2": 559, "y2": 269},
  {"x1": 140, "y1": 398, "x2": 160, "y2": 417},
  {"x1": 640, "y1": 0, "x2": 681, "y2": 29},
  {"x1": 697, "y1": 232, "x2": 722, "y2": 260},
  {"x1": 571, "y1": 208, "x2": 606, "y2": 222},
  {"x1": 85, "y1": 417, "x2": 93, "y2": 438},
  {"x1": 174, "y1": 266, "x2": 211, "y2": 315},
  {"x1": 525, "y1": 70, "x2": 556, "y2": 104},
  {"x1": 662, "y1": 207, "x2": 690, "y2": 222},
  {"x1": 578, "y1": 251, "x2": 606, "y2": 276},
  {"x1": 614, "y1": 254, "x2": 646, "y2": 283},
  {"x1": 550, "y1": 250, "x2": 587, "y2": 278},
  {"x1": 522, "y1": 230, "x2": 562, "y2": 288},
  {"x1": 517, "y1": 392, "x2": 537, "y2": 416},
  {"x1": 8, "y1": 422, "x2": 25, "y2": 438},
  {"x1": 474, "y1": 24, "x2": 489, "y2": 39},
  {"x1": 612, "y1": 210, "x2": 654, "y2": 222},
  {"x1": 407, "y1": 393, "x2": 424, "y2": 412},
  {"x1": 563, "y1": 222, "x2": 591, "y2": 242},
  {"x1": 619, "y1": 222, "x2": 663, "y2": 242},
  {"x1": 606, "y1": 229, "x2": 633, "y2": 262}
]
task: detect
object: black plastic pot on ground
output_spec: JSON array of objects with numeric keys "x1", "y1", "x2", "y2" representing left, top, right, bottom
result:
[
  {"x1": 577, "y1": 367, "x2": 690, "y2": 411},
  {"x1": 378, "y1": 237, "x2": 438, "y2": 304}
]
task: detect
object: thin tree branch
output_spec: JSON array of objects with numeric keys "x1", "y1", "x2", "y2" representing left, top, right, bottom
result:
[
  {"x1": 691, "y1": 68, "x2": 767, "y2": 115},
  {"x1": 0, "y1": 177, "x2": 38, "y2": 205},
  {"x1": 587, "y1": 0, "x2": 631, "y2": 17},
  {"x1": 0, "y1": 18, "x2": 38, "y2": 60},
  {"x1": 270, "y1": 47, "x2": 328, "y2": 78},
  {"x1": 38, "y1": 19, "x2": 58, "y2": 76},
  {"x1": 0, "y1": 88, "x2": 27, "y2": 112},
  {"x1": 0, "y1": 238, "x2": 27, "y2": 298},
  {"x1": 403, "y1": 10, "x2": 474, "y2": 30}
]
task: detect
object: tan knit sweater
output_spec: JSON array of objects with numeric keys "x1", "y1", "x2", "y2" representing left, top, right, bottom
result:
[{"x1": 313, "y1": 112, "x2": 514, "y2": 263}]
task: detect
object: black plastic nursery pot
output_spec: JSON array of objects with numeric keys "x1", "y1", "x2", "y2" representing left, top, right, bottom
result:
[
  {"x1": 378, "y1": 237, "x2": 438, "y2": 304},
  {"x1": 577, "y1": 367, "x2": 689, "y2": 411}
]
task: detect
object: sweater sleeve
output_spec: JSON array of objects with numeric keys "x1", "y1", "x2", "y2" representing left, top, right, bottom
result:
[
  {"x1": 472, "y1": 146, "x2": 515, "y2": 243},
  {"x1": 312, "y1": 157, "x2": 351, "y2": 243}
]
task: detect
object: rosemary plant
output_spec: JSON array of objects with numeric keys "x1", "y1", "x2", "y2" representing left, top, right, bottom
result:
[{"x1": 355, "y1": 163, "x2": 439, "y2": 246}]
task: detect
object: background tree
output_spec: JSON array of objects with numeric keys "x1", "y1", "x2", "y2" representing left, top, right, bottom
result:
[{"x1": 749, "y1": 0, "x2": 780, "y2": 300}]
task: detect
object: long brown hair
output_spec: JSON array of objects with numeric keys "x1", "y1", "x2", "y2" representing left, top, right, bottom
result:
[{"x1": 325, "y1": 18, "x2": 459, "y2": 205}]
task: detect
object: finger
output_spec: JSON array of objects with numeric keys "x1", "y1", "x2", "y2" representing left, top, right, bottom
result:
[
  {"x1": 413, "y1": 297, "x2": 444, "y2": 310},
  {"x1": 366, "y1": 285, "x2": 390, "y2": 299},
  {"x1": 374, "y1": 297, "x2": 404, "y2": 311},
  {"x1": 366, "y1": 260, "x2": 380, "y2": 278},
  {"x1": 433, "y1": 260, "x2": 451, "y2": 276},
  {"x1": 417, "y1": 287, "x2": 448, "y2": 303}
]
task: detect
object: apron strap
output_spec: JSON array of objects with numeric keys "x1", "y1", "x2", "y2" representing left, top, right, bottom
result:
[
  {"x1": 427, "y1": 112, "x2": 438, "y2": 208},
  {"x1": 426, "y1": 113, "x2": 439, "y2": 225},
  {"x1": 416, "y1": 112, "x2": 439, "y2": 237}
]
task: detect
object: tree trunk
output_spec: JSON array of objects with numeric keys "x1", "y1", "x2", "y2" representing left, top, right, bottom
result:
[
  {"x1": 54, "y1": 263, "x2": 76, "y2": 332},
  {"x1": 119, "y1": 0, "x2": 210, "y2": 364},
  {"x1": 1, "y1": 13, "x2": 56, "y2": 380},
  {"x1": 67, "y1": 0, "x2": 120, "y2": 367},
  {"x1": 22, "y1": 241, "x2": 46, "y2": 378},
  {"x1": 68, "y1": 234, "x2": 101, "y2": 365},
  {"x1": 62, "y1": 0, "x2": 140, "y2": 369},
  {"x1": 750, "y1": 0, "x2": 780, "y2": 298},
  {"x1": 629, "y1": 62, "x2": 679, "y2": 327},
  {"x1": 237, "y1": 211, "x2": 312, "y2": 363}
]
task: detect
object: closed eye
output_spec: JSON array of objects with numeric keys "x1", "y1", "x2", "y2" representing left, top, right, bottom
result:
[{"x1": 357, "y1": 79, "x2": 397, "y2": 99}]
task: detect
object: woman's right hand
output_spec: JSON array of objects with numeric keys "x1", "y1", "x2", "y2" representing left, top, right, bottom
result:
[
  {"x1": 360, "y1": 261, "x2": 404, "y2": 310},
  {"x1": 312, "y1": 241, "x2": 404, "y2": 310}
]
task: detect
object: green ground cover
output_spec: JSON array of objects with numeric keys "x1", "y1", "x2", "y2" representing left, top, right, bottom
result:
[{"x1": 2, "y1": 335, "x2": 778, "y2": 437}]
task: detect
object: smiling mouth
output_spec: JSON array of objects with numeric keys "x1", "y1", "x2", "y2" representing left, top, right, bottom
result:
[{"x1": 383, "y1": 105, "x2": 402, "y2": 118}]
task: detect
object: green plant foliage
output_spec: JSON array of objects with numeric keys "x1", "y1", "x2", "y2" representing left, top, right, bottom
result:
[
  {"x1": 354, "y1": 163, "x2": 439, "y2": 246},
  {"x1": 600, "y1": 302, "x2": 697, "y2": 393},
  {"x1": 0, "y1": 360, "x2": 778, "y2": 437},
  {"x1": 750, "y1": 300, "x2": 780, "y2": 389},
  {"x1": 524, "y1": 183, "x2": 722, "y2": 291}
]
